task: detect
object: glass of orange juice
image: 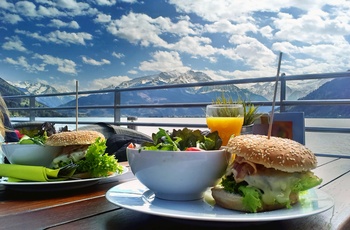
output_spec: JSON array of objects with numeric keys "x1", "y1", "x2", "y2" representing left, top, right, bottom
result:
[{"x1": 206, "y1": 104, "x2": 244, "y2": 146}]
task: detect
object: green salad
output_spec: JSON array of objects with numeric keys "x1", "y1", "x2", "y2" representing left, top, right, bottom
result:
[
  {"x1": 18, "y1": 132, "x2": 48, "y2": 145},
  {"x1": 141, "y1": 128, "x2": 222, "y2": 151}
]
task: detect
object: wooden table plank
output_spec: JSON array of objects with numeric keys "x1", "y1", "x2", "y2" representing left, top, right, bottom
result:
[
  {"x1": 316, "y1": 156, "x2": 338, "y2": 166},
  {"x1": 45, "y1": 208, "x2": 290, "y2": 230},
  {"x1": 0, "y1": 197, "x2": 121, "y2": 230},
  {"x1": 312, "y1": 158, "x2": 350, "y2": 188}
]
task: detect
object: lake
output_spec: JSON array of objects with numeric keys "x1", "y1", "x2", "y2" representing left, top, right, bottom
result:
[{"x1": 12, "y1": 117, "x2": 350, "y2": 156}]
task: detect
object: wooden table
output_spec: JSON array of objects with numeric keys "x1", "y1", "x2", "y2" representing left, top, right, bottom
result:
[{"x1": 1, "y1": 157, "x2": 350, "y2": 230}]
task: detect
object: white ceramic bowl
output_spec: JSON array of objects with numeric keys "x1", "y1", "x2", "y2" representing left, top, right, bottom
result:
[
  {"x1": 1, "y1": 143, "x2": 63, "y2": 167},
  {"x1": 127, "y1": 148, "x2": 230, "y2": 201}
]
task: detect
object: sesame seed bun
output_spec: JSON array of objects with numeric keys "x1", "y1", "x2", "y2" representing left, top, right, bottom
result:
[
  {"x1": 45, "y1": 130, "x2": 105, "y2": 146},
  {"x1": 226, "y1": 134, "x2": 317, "y2": 173}
]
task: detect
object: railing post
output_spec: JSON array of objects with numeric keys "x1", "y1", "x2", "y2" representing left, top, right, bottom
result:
[
  {"x1": 127, "y1": 116, "x2": 138, "y2": 130},
  {"x1": 280, "y1": 73, "x2": 286, "y2": 112},
  {"x1": 114, "y1": 87, "x2": 121, "y2": 124},
  {"x1": 29, "y1": 94, "x2": 35, "y2": 121}
]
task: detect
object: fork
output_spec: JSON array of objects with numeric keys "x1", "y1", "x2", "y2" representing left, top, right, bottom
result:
[{"x1": 57, "y1": 163, "x2": 78, "y2": 177}]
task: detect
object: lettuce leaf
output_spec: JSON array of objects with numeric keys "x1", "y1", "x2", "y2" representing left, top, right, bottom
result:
[
  {"x1": 292, "y1": 171, "x2": 323, "y2": 192},
  {"x1": 239, "y1": 186, "x2": 262, "y2": 212},
  {"x1": 221, "y1": 176, "x2": 262, "y2": 212},
  {"x1": 77, "y1": 137, "x2": 123, "y2": 177}
]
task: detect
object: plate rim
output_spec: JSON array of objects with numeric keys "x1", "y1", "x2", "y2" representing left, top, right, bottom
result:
[{"x1": 106, "y1": 179, "x2": 334, "y2": 223}]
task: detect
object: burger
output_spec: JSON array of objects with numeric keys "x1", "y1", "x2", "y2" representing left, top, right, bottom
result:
[
  {"x1": 45, "y1": 130, "x2": 105, "y2": 168},
  {"x1": 211, "y1": 134, "x2": 323, "y2": 213}
]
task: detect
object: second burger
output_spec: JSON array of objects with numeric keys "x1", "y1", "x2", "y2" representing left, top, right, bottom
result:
[{"x1": 46, "y1": 130, "x2": 122, "y2": 177}]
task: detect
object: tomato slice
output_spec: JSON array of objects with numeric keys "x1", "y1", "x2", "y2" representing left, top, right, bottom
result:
[{"x1": 185, "y1": 147, "x2": 202, "y2": 151}]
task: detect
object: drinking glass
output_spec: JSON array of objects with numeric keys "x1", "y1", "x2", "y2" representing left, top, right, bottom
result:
[{"x1": 206, "y1": 104, "x2": 244, "y2": 146}]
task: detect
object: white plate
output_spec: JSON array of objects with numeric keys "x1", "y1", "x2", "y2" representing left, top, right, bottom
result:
[
  {"x1": 106, "y1": 180, "x2": 334, "y2": 222},
  {"x1": 0, "y1": 166, "x2": 128, "y2": 192}
]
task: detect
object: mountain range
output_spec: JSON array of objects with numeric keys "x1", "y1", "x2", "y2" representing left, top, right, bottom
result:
[
  {"x1": 63, "y1": 70, "x2": 267, "y2": 117},
  {"x1": 1, "y1": 70, "x2": 349, "y2": 118},
  {"x1": 11, "y1": 81, "x2": 75, "y2": 107},
  {"x1": 285, "y1": 77, "x2": 350, "y2": 117}
]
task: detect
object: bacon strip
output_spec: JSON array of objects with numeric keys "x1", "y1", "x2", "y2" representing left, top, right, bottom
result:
[
  {"x1": 62, "y1": 145, "x2": 88, "y2": 155},
  {"x1": 231, "y1": 156, "x2": 258, "y2": 183}
]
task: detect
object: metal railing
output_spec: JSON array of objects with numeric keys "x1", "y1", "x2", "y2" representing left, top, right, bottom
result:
[{"x1": 4, "y1": 71, "x2": 350, "y2": 133}]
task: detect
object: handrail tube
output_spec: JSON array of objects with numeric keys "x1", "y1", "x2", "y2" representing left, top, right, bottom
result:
[{"x1": 282, "y1": 99, "x2": 350, "y2": 105}]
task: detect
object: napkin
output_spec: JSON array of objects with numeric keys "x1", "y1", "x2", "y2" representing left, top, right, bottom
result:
[{"x1": 0, "y1": 164, "x2": 76, "y2": 182}]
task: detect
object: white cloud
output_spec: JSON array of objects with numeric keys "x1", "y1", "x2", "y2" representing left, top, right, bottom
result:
[
  {"x1": 33, "y1": 53, "x2": 77, "y2": 75},
  {"x1": 120, "y1": 0, "x2": 138, "y2": 3},
  {"x1": 94, "y1": 0, "x2": 117, "y2": 6},
  {"x1": 0, "y1": 0, "x2": 15, "y2": 10},
  {"x1": 36, "y1": 5, "x2": 63, "y2": 18},
  {"x1": 89, "y1": 75, "x2": 131, "y2": 89},
  {"x1": 105, "y1": 12, "x2": 199, "y2": 47},
  {"x1": 273, "y1": 10, "x2": 350, "y2": 44},
  {"x1": 7, "y1": 0, "x2": 98, "y2": 19},
  {"x1": 94, "y1": 13, "x2": 112, "y2": 23},
  {"x1": 2, "y1": 36, "x2": 27, "y2": 52},
  {"x1": 139, "y1": 51, "x2": 190, "y2": 72},
  {"x1": 260, "y1": 25, "x2": 274, "y2": 39},
  {"x1": 112, "y1": 52, "x2": 124, "y2": 58},
  {"x1": 48, "y1": 19, "x2": 80, "y2": 29},
  {"x1": 1, "y1": 13, "x2": 22, "y2": 24},
  {"x1": 106, "y1": 12, "x2": 169, "y2": 47},
  {"x1": 228, "y1": 34, "x2": 276, "y2": 69},
  {"x1": 204, "y1": 19, "x2": 258, "y2": 34},
  {"x1": 128, "y1": 69, "x2": 138, "y2": 74},
  {"x1": 15, "y1": 29, "x2": 93, "y2": 45},
  {"x1": 4, "y1": 56, "x2": 45, "y2": 72},
  {"x1": 168, "y1": 0, "x2": 331, "y2": 22},
  {"x1": 15, "y1": 1, "x2": 37, "y2": 18},
  {"x1": 82, "y1": 56, "x2": 111, "y2": 65},
  {"x1": 170, "y1": 36, "x2": 217, "y2": 58}
]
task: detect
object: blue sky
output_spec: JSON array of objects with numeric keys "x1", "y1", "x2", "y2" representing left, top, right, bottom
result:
[{"x1": 1, "y1": 0, "x2": 350, "y2": 91}]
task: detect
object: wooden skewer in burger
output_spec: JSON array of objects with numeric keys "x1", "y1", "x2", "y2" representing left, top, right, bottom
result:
[{"x1": 211, "y1": 53, "x2": 322, "y2": 212}]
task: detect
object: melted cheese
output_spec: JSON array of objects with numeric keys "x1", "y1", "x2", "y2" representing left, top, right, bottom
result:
[{"x1": 245, "y1": 172, "x2": 300, "y2": 205}]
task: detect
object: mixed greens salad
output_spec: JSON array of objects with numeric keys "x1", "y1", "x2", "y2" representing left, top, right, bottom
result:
[
  {"x1": 140, "y1": 128, "x2": 222, "y2": 151},
  {"x1": 18, "y1": 132, "x2": 48, "y2": 145}
]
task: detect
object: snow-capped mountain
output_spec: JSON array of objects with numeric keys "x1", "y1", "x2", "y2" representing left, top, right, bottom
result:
[
  {"x1": 11, "y1": 81, "x2": 75, "y2": 107},
  {"x1": 240, "y1": 79, "x2": 330, "y2": 101},
  {"x1": 118, "y1": 70, "x2": 213, "y2": 88}
]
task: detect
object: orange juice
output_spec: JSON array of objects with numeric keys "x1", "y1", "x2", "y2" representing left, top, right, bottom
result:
[{"x1": 206, "y1": 116, "x2": 244, "y2": 146}]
